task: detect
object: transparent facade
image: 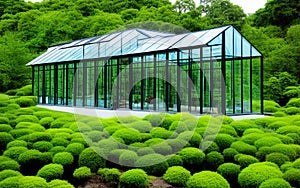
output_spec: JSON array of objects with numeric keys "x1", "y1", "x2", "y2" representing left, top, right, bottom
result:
[{"x1": 28, "y1": 25, "x2": 263, "y2": 115}]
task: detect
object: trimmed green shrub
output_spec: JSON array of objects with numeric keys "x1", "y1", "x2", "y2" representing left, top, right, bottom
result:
[
  {"x1": 48, "y1": 179, "x2": 75, "y2": 188},
  {"x1": 108, "y1": 149, "x2": 129, "y2": 164},
  {"x1": 274, "y1": 111, "x2": 287, "y2": 117},
  {"x1": 268, "y1": 121, "x2": 288, "y2": 129},
  {"x1": 286, "y1": 107, "x2": 300, "y2": 115},
  {"x1": 144, "y1": 138, "x2": 164, "y2": 146},
  {"x1": 120, "y1": 169, "x2": 148, "y2": 188},
  {"x1": 238, "y1": 163, "x2": 283, "y2": 188},
  {"x1": 112, "y1": 128, "x2": 141, "y2": 145},
  {"x1": 169, "y1": 121, "x2": 189, "y2": 133},
  {"x1": 18, "y1": 149, "x2": 46, "y2": 175},
  {"x1": 159, "y1": 116, "x2": 174, "y2": 130},
  {"x1": 151, "y1": 142, "x2": 172, "y2": 155},
  {"x1": 217, "y1": 163, "x2": 241, "y2": 185},
  {"x1": 163, "y1": 166, "x2": 191, "y2": 187},
  {"x1": 97, "y1": 168, "x2": 121, "y2": 187},
  {"x1": 78, "y1": 148, "x2": 106, "y2": 172},
  {"x1": 266, "y1": 152, "x2": 290, "y2": 166},
  {"x1": 223, "y1": 148, "x2": 239, "y2": 162},
  {"x1": 49, "y1": 146, "x2": 66, "y2": 154},
  {"x1": 143, "y1": 114, "x2": 164, "y2": 127},
  {"x1": 33, "y1": 141, "x2": 53, "y2": 152},
  {"x1": 119, "y1": 150, "x2": 138, "y2": 167},
  {"x1": 213, "y1": 134, "x2": 235, "y2": 151},
  {"x1": 73, "y1": 166, "x2": 92, "y2": 182},
  {"x1": 178, "y1": 147, "x2": 205, "y2": 171},
  {"x1": 15, "y1": 108, "x2": 34, "y2": 116},
  {"x1": 276, "y1": 125, "x2": 300, "y2": 135},
  {"x1": 166, "y1": 155, "x2": 183, "y2": 167},
  {"x1": 241, "y1": 133, "x2": 264, "y2": 145},
  {"x1": 0, "y1": 160, "x2": 20, "y2": 171},
  {"x1": 0, "y1": 169, "x2": 22, "y2": 181},
  {"x1": 200, "y1": 141, "x2": 220, "y2": 154},
  {"x1": 150, "y1": 127, "x2": 173, "y2": 139},
  {"x1": 236, "y1": 154, "x2": 259, "y2": 168},
  {"x1": 20, "y1": 132, "x2": 53, "y2": 142},
  {"x1": 37, "y1": 163, "x2": 64, "y2": 182},
  {"x1": 259, "y1": 178, "x2": 291, "y2": 188},
  {"x1": 281, "y1": 162, "x2": 293, "y2": 173},
  {"x1": 0, "y1": 176, "x2": 48, "y2": 188},
  {"x1": 65, "y1": 143, "x2": 85, "y2": 156},
  {"x1": 40, "y1": 117, "x2": 54, "y2": 129},
  {"x1": 137, "y1": 147, "x2": 155, "y2": 156},
  {"x1": 14, "y1": 96, "x2": 37, "y2": 107},
  {"x1": 230, "y1": 141, "x2": 257, "y2": 156},
  {"x1": 85, "y1": 131, "x2": 106, "y2": 142},
  {"x1": 6, "y1": 140, "x2": 27, "y2": 149},
  {"x1": 205, "y1": 151, "x2": 224, "y2": 170},
  {"x1": 187, "y1": 171, "x2": 230, "y2": 188},
  {"x1": 33, "y1": 111, "x2": 53, "y2": 119},
  {"x1": 166, "y1": 139, "x2": 188, "y2": 152},
  {"x1": 287, "y1": 133, "x2": 300, "y2": 144},
  {"x1": 0, "y1": 117, "x2": 9, "y2": 124},
  {"x1": 243, "y1": 128, "x2": 264, "y2": 135},
  {"x1": 6, "y1": 103, "x2": 20, "y2": 111},
  {"x1": 256, "y1": 146, "x2": 273, "y2": 161},
  {"x1": 53, "y1": 152, "x2": 74, "y2": 166},
  {"x1": 293, "y1": 158, "x2": 300, "y2": 169},
  {"x1": 230, "y1": 120, "x2": 257, "y2": 136},
  {"x1": 0, "y1": 132, "x2": 14, "y2": 151},
  {"x1": 86, "y1": 120, "x2": 104, "y2": 131},
  {"x1": 283, "y1": 168, "x2": 300, "y2": 187},
  {"x1": 177, "y1": 131, "x2": 202, "y2": 148},
  {"x1": 255, "y1": 136, "x2": 283, "y2": 148},
  {"x1": 3, "y1": 146, "x2": 28, "y2": 160},
  {"x1": 128, "y1": 121, "x2": 152, "y2": 132},
  {"x1": 135, "y1": 153, "x2": 169, "y2": 176},
  {"x1": 98, "y1": 138, "x2": 120, "y2": 151},
  {"x1": 129, "y1": 142, "x2": 147, "y2": 150},
  {"x1": 16, "y1": 115, "x2": 39, "y2": 124},
  {"x1": 9, "y1": 128, "x2": 34, "y2": 138},
  {"x1": 0, "y1": 124, "x2": 12, "y2": 132},
  {"x1": 219, "y1": 125, "x2": 238, "y2": 137},
  {"x1": 51, "y1": 138, "x2": 69, "y2": 147},
  {"x1": 270, "y1": 144, "x2": 297, "y2": 161}
]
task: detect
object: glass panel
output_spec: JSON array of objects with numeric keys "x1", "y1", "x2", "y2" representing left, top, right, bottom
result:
[
  {"x1": 252, "y1": 58, "x2": 261, "y2": 113},
  {"x1": 156, "y1": 61, "x2": 167, "y2": 111},
  {"x1": 57, "y1": 64, "x2": 65, "y2": 105},
  {"x1": 243, "y1": 59, "x2": 251, "y2": 113},
  {"x1": 242, "y1": 38, "x2": 251, "y2": 57},
  {"x1": 67, "y1": 63, "x2": 74, "y2": 106},
  {"x1": 226, "y1": 60, "x2": 233, "y2": 114},
  {"x1": 33, "y1": 66, "x2": 39, "y2": 98},
  {"x1": 96, "y1": 60, "x2": 105, "y2": 108},
  {"x1": 39, "y1": 66, "x2": 43, "y2": 103},
  {"x1": 86, "y1": 62, "x2": 95, "y2": 107},
  {"x1": 132, "y1": 59, "x2": 142, "y2": 110},
  {"x1": 168, "y1": 60, "x2": 177, "y2": 112},
  {"x1": 143, "y1": 57, "x2": 155, "y2": 110},
  {"x1": 212, "y1": 61, "x2": 222, "y2": 114},
  {"x1": 179, "y1": 58, "x2": 189, "y2": 112},
  {"x1": 107, "y1": 59, "x2": 118, "y2": 109},
  {"x1": 234, "y1": 29, "x2": 242, "y2": 57},
  {"x1": 45, "y1": 65, "x2": 52, "y2": 104},
  {"x1": 252, "y1": 46, "x2": 261, "y2": 56},
  {"x1": 202, "y1": 61, "x2": 211, "y2": 113},
  {"x1": 191, "y1": 60, "x2": 201, "y2": 113},
  {"x1": 234, "y1": 60, "x2": 242, "y2": 113},
  {"x1": 225, "y1": 26, "x2": 234, "y2": 57},
  {"x1": 119, "y1": 58, "x2": 130, "y2": 109},
  {"x1": 75, "y1": 62, "x2": 84, "y2": 107}
]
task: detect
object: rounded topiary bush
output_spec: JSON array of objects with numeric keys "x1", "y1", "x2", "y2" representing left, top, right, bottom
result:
[
  {"x1": 230, "y1": 141, "x2": 257, "y2": 156},
  {"x1": 163, "y1": 166, "x2": 191, "y2": 187},
  {"x1": 268, "y1": 121, "x2": 288, "y2": 129},
  {"x1": 187, "y1": 171, "x2": 230, "y2": 188},
  {"x1": 6, "y1": 140, "x2": 27, "y2": 148},
  {"x1": 3, "y1": 146, "x2": 28, "y2": 160},
  {"x1": 0, "y1": 160, "x2": 20, "y2": 171},
  {"x1": 238, "y1": 163, "x2": 283, "y2": 188},
  {"x1": 166, "y1": 155, "x2": 183, "y2": 167},
  {"x1": 217, "y1": 163, "x2": 240, "y2": 185},
  {"x1": 73, "y1": 166, "x2": 92, "y2": 183},
  {"x1": 119, "y1": 150, "x2": 138, "y2": 167},
  {"x1": 78, "y1": 148, "x2": 106, "y2": 172},
  {"x1": 236, "y1": 154, "x2": 259, "y2": 168},
  {"x1": 112, "y1": 128, "x2": 141, "y2": 145},
  {"x1": 33, "y1": 141, "x2": 53, "y2": 152},
  {"x1": 169, "y1": 121, "x2": 188, "y2": 133},
  {"x1": 0, "y1": 124, "x2": 13, "y2": 132},
  {"x1": 9, "y1": 128, "x2": 34, "y2": 139},
  {"x1": 137, "y1": 147, "x2": 155, "y2": 156},
  {"x1": 205, "y1": 151, "x2": 224, "y2": 170},
  {"x1": 285, "y1": 107, "x2": 300, "y2": 115},
  {"x1": 0, "y1": 117, "x2": 9, "y2": 124},
  {"x1": 266, "y1": 152, "x2": 290, "y2": 166},
  {"x1": 21, "y1": 132, "x2": 52, "y2": 142},
  {"x1": 48, "y1": 179, "x2": 75, "y2": 188},
  {"x1": 0, "y1": 176, "x2": 48, "y2": 188},
  {"x1": 281, "y1": 162, "x2": 293, "y2": 173},
  {"x1": 230, "y1": 120, "x2": 257, "y2": 136},
  {"x1": 37, "y1": 163, "x2": 64, "y2": 182},
  {"x1": 53, "y1": 152, "x2": 74, "y2": 166},
  {"x1": 120, "y1": 169, "x2": 148, "y2": 188},
  {"x1": 0, "y1": 169, "x2": 22, "y2": 181},
  {"x1": 243, "y1": 128, "x2": 264, "y2": 135},
  {"x1": 270, "y1": 144, "x2": 297, "y2": 161},
  {"x1": 39, "y1": 117, "x2": 54, "y2": 129},
  {"x1": 200, "y1": 141, "x2": 220, "y2": 154},
  {"x1": 128, "y1": 121, "x2": 152, "y2": 133},
  {"x1": 16, "y1": 115, "x2": 39, "y2": 124},
  {"x1": 165, "y1": 139, "x2": 187, "y2": 152},
  {"x1": 97, "y1": 168, "x2": 121, "y2": 187},
  {"x1": 254, "y1": 136, "x2": 283, "y2": 148},
  {"x1": 49, "y1": 146, "x2": 66, "y2": 154},
  {"x1": 178, "y1": 147, "x2": 205, "y2": 171},
  {"x1": 212, "y1": 134, "x2": 235, "y2": 151},
  {"x1": 150, "y1": 127, "x2": 173, "y2": 139},
  {"x1": 51, "y1": 137, "x2": 70, "y2": 147},
  {"x1": 151, "y1": 142, "x2": 173, "y2": 155},
  {"x1": 259, "y1": 178, "x2": 291, "y2": 188},
  {"x1": 177, "y1": 131, "x2": 202, "y2": 148},
  {"x1": 65, "y1": 143, "x2": 85, "y2": 156},
  {"x1": 223, "y1": 148, "x2": 239, "y2": 162},
  {"x1": 0, "y1": 132, "x2": 14, "y2": 151},
  {"x1": 135, "y1": 153, "x2": 169, "y2": 176},
  {"x1": 283, "y1": 168, "x2": 300, "y2": 187},
  {"x1": 293, "y1": 158, "x2": 300, "y2": 169},
  {"x1": 241, "y1": 133, "x2": 264, "y2": 145},
  {"x1": 17, "y1": 149, "x2": 45, "y2": 174}
]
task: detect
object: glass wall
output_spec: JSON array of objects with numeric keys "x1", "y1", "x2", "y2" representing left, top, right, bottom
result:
[{"x1": 32, "y1": 26, "x2": 263, "y2": 115}]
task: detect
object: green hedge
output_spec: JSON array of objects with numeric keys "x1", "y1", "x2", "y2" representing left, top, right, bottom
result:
[
  {"x1": 40, "y1": 117, "x2": 55, "y2": 129},
  {"x1": 97, "y1": 168, "x2": 121, "y2": 187},
  {"x1": 205, "y1": 151, "x2": 224, "y2": 170},
  {"x1": 283, "y1": 168, "x2": 300, "y2": 187},
  {"x1": 112, "y1": 128, "x2": 141, "y2": 145},
  {"x1": 65, "y1": 143, "x2": 85, "y2": 156},
  {"x1": 120, "y1": 169, "x2": 149, "y2": 188},
  {"x1": 177, "y1": 131, "x2": 202, "y2": 148},
  {"x1": 0, "y1": 169, "x2": 22, "y2": 181},
  {"x1": 151, "y1": 142, "x2": 172, "y2": 155},
  {"x1": 163, "y1": 166, "x2": 191, "y2": 187},
  {"x1": 33, "y1": 141, "x2": 53, "y2": 152},
  {"x1": 169, "y1": 121, "x2": 189, "y2": 133},
  {"x1": 78, "y1": 148, "x2": 106, "y2": 172},
  {"x1": 0, "y1": 160, "x2": 20, "y2": 171},
  {"x1": 230, "y1": 120, "x2": 257, "y2": 136},
  {"x1": 37, "y1": 163, "x2": 64, "y2": 182},
  {"x1": 270, "y1": 144, "x2": 297, "y2": 161},
  {"x1": 223, "y1": 148, "x2": 239, "y2": 162},
  {"x1": 217, "y1": 163, "x2": 240, "y2": 185},
  {"x1": 128, "y1": 121, "x2": 152, "y2": 133},
  {"x1": 236, "y1": 154, "x2": 259, "y2": 168},
  {"x1": 0, "y1": 176, "x2": 48, "y2": 188},
  {"x1": 73, "y1": 166, "x2": 92, "y2": 182},
  {"x1": 178, "y1": 147, "x2": 205, "y2": 171},
  {"x1": 150, "y1": 127, "x2": 173, "y2": 139},
  {"x1": 238, "y1": 163, "x2": 283, "y2": 188},
  {"x1": 285, "y1": 107, "x2": 300, "y2": 115},
  {"x1": 213, "y1": 134, "x2": 235, "y2": 151},
  {"x1": 230, "y1": 141, "x2": 257, "y2": 156},
  {"x1": 48, "y1": 179, "x2": 75, "y2": 188},
  {"x1": 266, "y1": 152, "x2": 290, "y2": 166},
  {"x1": 3, "y1": 146, "x2": 28, "y2": 160},
  {"x1": 187, "y1": 171, "x2": 230, "y2": 188},
  {"x1": 135, "y1": 153, "x2": 169, "y2": 176},
  {"x1": 166, "y1": 155, "x2": 183, "y2": 167},
  {"x1": 0, "y1": 132, "x2": 14, "y2": 151},
  {"x1": 14, "y1": 96, "x2": 37, "y2": 107},
  {"x1": 254, "y1": 136, "x2": 283, "y2": 148},
  {"x1": 0, "y1": 124, "x2": 12, "y2": 132},
  {"x1": 119, "y1": 150, "x2": 138, "y2": 167},
  {"x1": 53, "y1": 152, "x2": 74, "y2": 166},
  {"x1": 137, "y1": 147, "x2": 155, "y2": 156},
  {"x1": 259, "y1": 178, "x2": 291, "y2": 188}
]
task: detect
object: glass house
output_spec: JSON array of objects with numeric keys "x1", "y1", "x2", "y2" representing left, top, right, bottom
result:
[{"x1": 27, "y1": 25, "x2": 263, "y2": 115}]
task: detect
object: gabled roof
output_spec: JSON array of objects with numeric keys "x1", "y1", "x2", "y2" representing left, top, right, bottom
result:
[{"x1": 26, "y1": 25, "x2": 261, "y2": 66}]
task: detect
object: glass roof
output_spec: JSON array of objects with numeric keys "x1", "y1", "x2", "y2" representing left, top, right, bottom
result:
[{"x1": 27, "y1": 26, "x2": 262, "y2": 65}]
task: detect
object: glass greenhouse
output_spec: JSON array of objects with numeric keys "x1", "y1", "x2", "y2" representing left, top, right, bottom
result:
[{"x1": 27, "y1": 25, "x2": 263, "y2": 115}]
